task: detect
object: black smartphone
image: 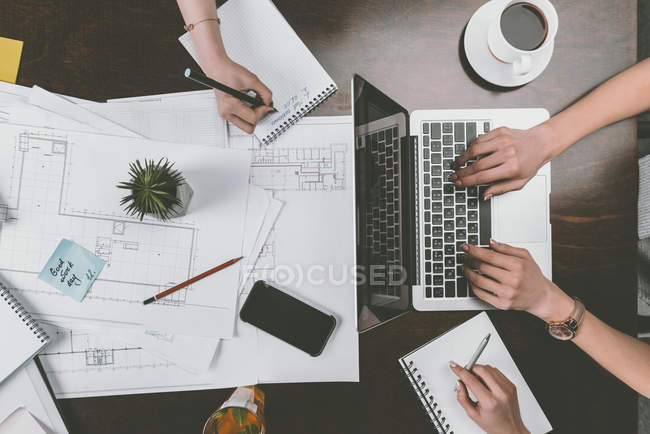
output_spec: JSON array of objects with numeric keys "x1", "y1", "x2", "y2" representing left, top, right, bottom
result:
[{"x1": 240, "y1": 281, "x2": 336, "y2": 357}]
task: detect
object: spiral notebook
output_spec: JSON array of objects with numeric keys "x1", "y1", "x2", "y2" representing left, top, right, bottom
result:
[
  {"x1": 0, "y1": 280, "x2": 49, "y2": 384},
  {"x1": 399, "y1": 312, "x2": 551, "y2": 434},
  {"x1": 179, "y1": 0, "x2": 337, "y2": 145}
]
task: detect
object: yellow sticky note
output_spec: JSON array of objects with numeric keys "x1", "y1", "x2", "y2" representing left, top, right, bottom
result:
[{"x1": 0, "y1": 37, "x2": 24, "y2": 84}]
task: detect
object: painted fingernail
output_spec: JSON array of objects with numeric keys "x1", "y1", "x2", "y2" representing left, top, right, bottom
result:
[
  {"x1": 449, "y1": 360, "x2": 458, "y2": 368},
  {"x1": 461, "y1": 243, "x2": 469, "y2": 251}
]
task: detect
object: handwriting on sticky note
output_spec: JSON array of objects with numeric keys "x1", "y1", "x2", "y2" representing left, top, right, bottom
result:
[
  {"x1": 49, "y1": 258, "x2": 83, "y2": 287},
  {"x1": 38, "y1": 239, "x2": 105, "y2": 302},
  {"x1": 271, "y1": 87, "x2": 310, "y2": 128}
]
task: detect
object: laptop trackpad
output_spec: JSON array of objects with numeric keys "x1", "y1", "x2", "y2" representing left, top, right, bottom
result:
[{"x1": 495, "y1": 175, "x2": 548, "y2": 243}]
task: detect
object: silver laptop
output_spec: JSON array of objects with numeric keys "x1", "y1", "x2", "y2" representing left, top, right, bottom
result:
[{"x1": 353, "y1": 74, "x2": 551, "y2": 332}]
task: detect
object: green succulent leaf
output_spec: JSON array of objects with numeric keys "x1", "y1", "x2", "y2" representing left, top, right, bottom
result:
[
  {"x1": 116, "y1": 158, "x2": 186, "y2": 221},
  {"x1": 231, "y1": 407, "x2": 249, "y2": 426},
  {"x1": 237, "y1": 424, "x2": 260, "y2": 434},
  {"x1": 246, "y1": 424, "x2": 260, "y2": 434}
]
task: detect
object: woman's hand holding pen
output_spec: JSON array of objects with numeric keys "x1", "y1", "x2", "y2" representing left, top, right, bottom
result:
[
  {"x1": 204, "y1": 58, "x2": 274, "y2": 134},
  {"x1": 450, "y1": 124, "x2": 555, "y2": 200},
  {"x1": 178, "y1": 1, "x2": 274, "y2": 135},
  {"x1": 450, "y1": 362, "x2": 530, "y2": 434},
  {"x1": 461, "y1": 240, "x2": 574, "y2": 322}
]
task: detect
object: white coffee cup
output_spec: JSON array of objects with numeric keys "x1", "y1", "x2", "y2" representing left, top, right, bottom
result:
[{"x1": 487, "y1": 0, "x2": 558, "y2": 76}]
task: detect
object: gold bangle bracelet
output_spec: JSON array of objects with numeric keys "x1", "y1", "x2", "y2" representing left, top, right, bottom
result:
[{"x1": 184, "y1": 17, "x2": 220, "y2": 32}]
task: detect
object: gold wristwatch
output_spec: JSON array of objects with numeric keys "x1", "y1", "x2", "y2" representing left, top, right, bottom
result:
[{"x1": 546, "y1": 297, "x2": 585, "y2": 340}]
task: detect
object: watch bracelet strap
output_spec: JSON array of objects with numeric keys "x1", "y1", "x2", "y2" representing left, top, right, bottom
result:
[{"x1": 548, "y1": 297, "x2": 585, "y2": 333}]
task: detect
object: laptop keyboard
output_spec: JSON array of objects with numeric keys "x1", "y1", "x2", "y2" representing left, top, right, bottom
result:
[
  {"x1": 420, "y1": 120, "x2": 492, "y2": 299},
  {"x1": 362, "y1": 125, "x2": 402, "y2": 299}
]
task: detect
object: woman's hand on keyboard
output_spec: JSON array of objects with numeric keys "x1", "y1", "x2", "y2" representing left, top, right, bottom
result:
[
  {"x1": 450, "y1": 362, "x2": 530, "y2": 434},
  {"x1": 205, "y1": 58, "x2": 274, "y2": 134},
  {"x1": 461, "y1": 240, "x2": 574, "y2": 322},
  {"x1": 450, "y1": 125, "x2": 553, "y2": 200}
]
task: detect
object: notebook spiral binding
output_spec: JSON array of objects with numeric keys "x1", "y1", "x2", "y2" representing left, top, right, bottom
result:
[
  {"x1": 400, "y1": 359, "x2": 454, "y2": 434},
  {"x1": 0, "y1": 281, "x2": 49, "y2": 344},
  {"x1": 261, "y1": 84, "x2": 338, "y2": 146}
]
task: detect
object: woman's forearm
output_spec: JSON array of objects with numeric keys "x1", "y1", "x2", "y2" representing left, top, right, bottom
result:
[
  {"x1": 176, "y1": 0, "x2": 228, "y2": 73},
  {"x1": 539, "y1": 58, "x2": 650, "y2": 161},
  {"x1": 571, "y1": 311, "x2": 650, "y2": 398},
  {"x1": 175, "y1": 0, "x2": 272, "y2": 132}
]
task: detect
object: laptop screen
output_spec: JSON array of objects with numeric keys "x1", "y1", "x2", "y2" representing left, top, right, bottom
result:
[{"x1": 353, "y1": 75, "x2": 412, "y2": 332}]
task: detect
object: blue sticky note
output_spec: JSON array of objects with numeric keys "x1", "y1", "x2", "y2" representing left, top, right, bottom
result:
[{"x1": 38, "y1": 239, "x2": 105, "y2": 302}]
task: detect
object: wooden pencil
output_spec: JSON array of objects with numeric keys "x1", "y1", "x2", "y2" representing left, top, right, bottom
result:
[{"x1": 143, "y1": 256, "x2": 243, "y2": 305}]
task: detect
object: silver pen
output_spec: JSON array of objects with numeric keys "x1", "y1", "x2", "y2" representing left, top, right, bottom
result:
[{"x1": 464, "y1": 333, "x2": 491, "y2": 371}]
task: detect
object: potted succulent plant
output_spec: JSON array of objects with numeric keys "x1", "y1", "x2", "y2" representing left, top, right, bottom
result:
[{"x1": 117, "y1": 158, "x2": 193, "y2": 221}]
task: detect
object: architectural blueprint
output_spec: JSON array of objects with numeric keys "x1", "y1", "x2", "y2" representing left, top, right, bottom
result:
[
  {"x1": 0, "y1": 123, "x2": 252, "y2": 338},
  {"x1": 243, "y1": 117, "x2": 358, "y2": 383},
  {"x1": 38, "y1": 293, "x2": 260, "y2": 398},
  {"x1": 82, "y1": 94, "x2": 229, "y2": 147},
  {"x1": 33, "y1": 115, "x2": 358, "y2": 397},
  {"x1": 1, "y1": 83, "x2": 356, "y2": 396},
  {"x1": 249, "y1": 145, "x2": 346, "y2": 192},
  {"x1": 0, "y1": 86, "x2": 278, "y2": 373}
]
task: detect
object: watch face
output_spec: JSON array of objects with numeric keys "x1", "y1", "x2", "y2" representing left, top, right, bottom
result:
[{"x1": 548, "y1": 324, "x2": 574, "y2": 341}]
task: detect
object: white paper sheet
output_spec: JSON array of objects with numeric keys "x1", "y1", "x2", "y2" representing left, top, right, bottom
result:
[
  {"x1": 0, "y1": 408, "x2": 48, "y2": 434},
  {"x1": 0, "y1": 123, "x2": 251, "y2": 338},
  {"x1": 0, "y1": 82, "x2": 31, "y2": 102},
  {"x1": 240, "y1": 196, "x2": 284, "y2": 292},
  {"x1": 81, "y1": 95, "x2": 228, "y2": 146},
  {"x1": 107, "y1": 89, "x2": 213, "y2": 103},
  {"x1": 0, "y1": 361, "x2": 68, "y2": 433},
  {"x1": 27, "y1": 86, "x2": 141, "y2": 137},
  {"x1": 245, "y1": 116, "x2": 359, "y2": 383},
  {"x1": 7, "y1": 101, "x2": 101, "y2": 132},
  {"x1": 0, "y1": 84, "x2": 30, "y2": 122},
  {"x1": 39, "y1": 293, "x2": 259, "y2": 398},
  {"x1": 42, "y1": 318, "x2": 222, "y2": 375}
]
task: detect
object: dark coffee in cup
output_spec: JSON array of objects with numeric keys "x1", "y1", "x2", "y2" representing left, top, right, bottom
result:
[{"x1": 500, "y1": 2, "x2": 548, "y2": 51}]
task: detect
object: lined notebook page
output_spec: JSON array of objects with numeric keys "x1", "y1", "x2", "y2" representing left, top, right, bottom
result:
[
  {"x1": 0, "y1": 281, "x2": 49, "y2": 383},
  {"x1": 400, "y1": 312, "x2": 551, "y2": 434},
  {"x1": 179, "y1": 0, "x2": 337, "y2": 145}
]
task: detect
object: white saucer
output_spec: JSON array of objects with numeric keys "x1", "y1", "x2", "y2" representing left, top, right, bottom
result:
[{"x1": 464, "y1": 0, "x2": 554, "y2": 87}]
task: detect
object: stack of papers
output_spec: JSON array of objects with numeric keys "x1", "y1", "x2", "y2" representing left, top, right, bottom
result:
[{"x1": 0, "y1": 82, "x2": 359, "y2": 398}]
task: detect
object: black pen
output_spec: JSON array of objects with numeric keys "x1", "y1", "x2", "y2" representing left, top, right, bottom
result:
[{"x1": 184, "y1": 68, "x2": 276, "y2": 112}]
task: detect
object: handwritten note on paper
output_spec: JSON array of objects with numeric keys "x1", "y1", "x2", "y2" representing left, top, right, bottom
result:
[
  {"x1": 38, "y1": 239, "x2": 105, "y2": 302},
  {"x1": 271, "y1": 87, "x2": 311, "y2": 129}
]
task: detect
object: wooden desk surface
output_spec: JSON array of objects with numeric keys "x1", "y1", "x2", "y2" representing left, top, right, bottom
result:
[{"x1": 2, "y1": 0, "x2": 638, "y2": 432}]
